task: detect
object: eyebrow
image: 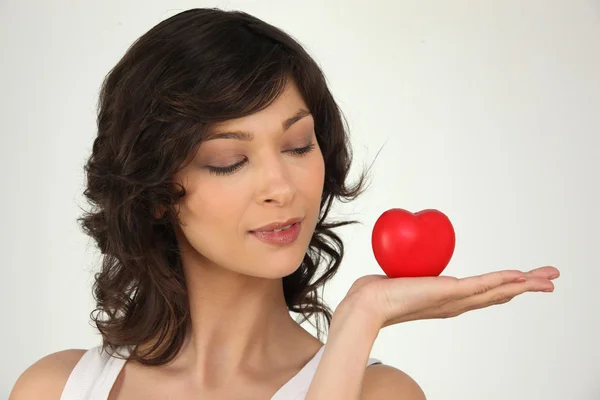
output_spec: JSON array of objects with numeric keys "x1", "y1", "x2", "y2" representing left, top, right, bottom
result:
[{"x1": 204, "y1": 108, "x2": 312, "y2": 142}]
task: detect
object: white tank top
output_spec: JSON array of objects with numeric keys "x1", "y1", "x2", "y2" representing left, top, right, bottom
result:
[{"x1": 60, "y1": 344, "x2": 381, "y2": 400}]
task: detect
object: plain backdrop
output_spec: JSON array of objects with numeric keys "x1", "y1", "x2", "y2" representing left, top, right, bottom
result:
[{"x1": 2, "y1": 0, "x2": 599, "y2": 399}]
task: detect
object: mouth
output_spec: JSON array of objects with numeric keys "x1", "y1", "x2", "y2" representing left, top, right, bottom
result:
[
  {"x1": 263, "y1": 223, "x2": 295, "y2": 233},
  {"x1": 250, "y1": 217, "x2": 304, "y2": 233},
  {"x1": 249, "y1": 218, "x2": 303, "y2": 246}
]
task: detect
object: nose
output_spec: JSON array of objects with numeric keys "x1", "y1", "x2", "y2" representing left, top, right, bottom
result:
[{"x1": 255, "y1": 158, "x2": 296, "y2": 207}]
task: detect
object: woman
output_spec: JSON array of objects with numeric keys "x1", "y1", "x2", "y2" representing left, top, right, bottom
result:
[{"x1": 10, "y1": 8, "x2": 559, "y2": 400}]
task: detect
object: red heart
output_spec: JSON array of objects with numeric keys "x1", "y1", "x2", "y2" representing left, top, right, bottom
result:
[{"x1": 371, "y1": 208, "x2": 455, "y2": 278}]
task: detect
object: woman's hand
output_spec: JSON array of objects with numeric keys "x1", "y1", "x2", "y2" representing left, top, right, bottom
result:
[
  {"x1": 306, "y1": 266, "x2": 559, "y2": 400},
  {"x1": 344, "y1": 265, "x2": 560, "y2": 329}
]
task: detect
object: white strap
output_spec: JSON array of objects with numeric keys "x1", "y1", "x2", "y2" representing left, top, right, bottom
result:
[
  {"x1": 59, "y1": 347, "x2": 102, "y2": 400},
  {"x1": 59, "y1": 346, "x2": 128, "y2": 400},
  {"x1": 270, "y1": 346, "x2": 326, "y2": 400},
  {"x1": 89, "y1": 348, "x2": 128, "y2": 400},
  {"x1": 270, "y1": 346, "x2": 382, "y2": 400}
]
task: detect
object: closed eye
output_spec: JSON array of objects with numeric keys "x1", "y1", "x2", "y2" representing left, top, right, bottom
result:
[
  {"x1": 207, "y1": 159, "x2": 247, "y2": 176},
  {"x1": 206, "y1": 142, "x2": 317, "y2": 176},
  {"x1": 287, "y1": 142, "x2": 316, "y2": 156}
]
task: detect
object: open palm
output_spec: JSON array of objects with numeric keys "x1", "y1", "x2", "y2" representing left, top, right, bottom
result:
[{"x1": 345, "y1": 266, "x2": 559, "y2": 328}]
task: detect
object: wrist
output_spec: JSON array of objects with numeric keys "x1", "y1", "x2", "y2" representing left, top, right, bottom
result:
[
  {"x1": 331, "y1": 295, "x2": 382, "y2": 341},
  {"x1": 305, "y1": 297, "x2": 382, "y2": 400}
]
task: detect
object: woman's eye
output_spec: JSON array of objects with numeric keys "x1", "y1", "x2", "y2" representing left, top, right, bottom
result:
[
  {"x1": 206, "y1": 143, "x2": 316, "y2": 176},
  {"x1": 287, "y1": 142, "x2": 316, "y2": 156},
  {"x1": 207, "y1": 160, "x2": 246, "y2": 176}
]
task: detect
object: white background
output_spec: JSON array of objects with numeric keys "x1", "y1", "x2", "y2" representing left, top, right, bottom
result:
[{"x1": 1, "y1": 0, "x2": 599, "y2": 398}]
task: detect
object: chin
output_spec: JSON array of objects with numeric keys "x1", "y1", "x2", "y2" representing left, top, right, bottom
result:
[
  {"x1": 265, "y1": 258, "x2": 306, "y2": 280},
  {"x1": 239, "y1": 228, "x2": 312, "y2": 279},
  {"x1": 239, "y1": 249, "x2": 307, "y2": 280}
]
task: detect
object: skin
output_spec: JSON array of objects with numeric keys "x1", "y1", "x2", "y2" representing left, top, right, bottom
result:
[
  {"x1": 305, "y1": 266, "x2": 559, "y2": 399},
  {"x1": 10, "y1": 79, "x2": 417, "y2": 399},
  {"x1": 9, "y1": 79, "x2": 560, "y2": 399}
]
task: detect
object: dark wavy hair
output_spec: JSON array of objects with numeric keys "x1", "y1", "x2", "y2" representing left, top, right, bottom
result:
[{"x1": 78, "y1": 7, "x2": 367, "y2": 365}]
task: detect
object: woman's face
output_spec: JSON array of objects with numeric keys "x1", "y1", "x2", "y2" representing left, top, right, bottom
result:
[{"x1": 173, "y1": 80, "x2": 325, "y2": 279}]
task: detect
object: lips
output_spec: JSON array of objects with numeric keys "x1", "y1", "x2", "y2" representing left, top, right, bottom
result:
[
  {"x1": 249, "y1": 221, "x2": 302, "y2": 246},
  {"x1": 250, "y1": 217, "x2": 304, "y2": 233}
]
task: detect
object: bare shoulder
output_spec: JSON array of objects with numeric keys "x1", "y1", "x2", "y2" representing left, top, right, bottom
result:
[
  {"x1": 361, "y1": 364, "x2": 427, "y2": 400},
  {"x1": 9, "y1": 349, "x2": 87, "y2": 400}
]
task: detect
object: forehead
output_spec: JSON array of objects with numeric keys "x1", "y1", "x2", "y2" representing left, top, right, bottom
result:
[{"x1": 207, "y1": 80, "x2": 310, "y2": 134}]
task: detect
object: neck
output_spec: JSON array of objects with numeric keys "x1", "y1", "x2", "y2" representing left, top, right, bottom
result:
[
  {"x1": 183, "y1": 263, "x2": 296, "y2": 368},
  {"x1": 159, "y1": 243, "x2": 315, "y2": 381}
]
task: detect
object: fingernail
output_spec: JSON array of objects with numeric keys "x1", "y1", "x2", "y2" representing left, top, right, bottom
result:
[
  {"x1": 514, "y1": 277, "x2": 527, "y2": 283},
  {"x1": 541, "y1": 287, "x2": 554, "y2": 292}
]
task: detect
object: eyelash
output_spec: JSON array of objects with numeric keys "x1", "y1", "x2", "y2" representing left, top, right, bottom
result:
[{"x1": 207, "y1": 142, "x2": 316, "y2": 176}]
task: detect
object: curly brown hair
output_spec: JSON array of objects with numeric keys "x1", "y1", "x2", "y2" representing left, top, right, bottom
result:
[{"x1": 78, "y1": 7, "x2": 367, "y2": 366}]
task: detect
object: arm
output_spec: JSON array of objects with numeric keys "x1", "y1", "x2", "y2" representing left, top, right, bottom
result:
[
  {"x1": 305, "y1": 265, "x2": 558, "y2": 399},
  {"x1": 9, "y1": 349, "x2": 85, "y2": 400},
  {"x1": 305, "y1": 295, "x2": 425, "y2": 400}
]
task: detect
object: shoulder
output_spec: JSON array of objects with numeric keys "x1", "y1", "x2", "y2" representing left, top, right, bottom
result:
[
  {"x1": 361, "y1": 364, "x2": 426, "y2": 400},
  {"x1": 9, "y1": 349, "x2": 87, "y2": 400}
]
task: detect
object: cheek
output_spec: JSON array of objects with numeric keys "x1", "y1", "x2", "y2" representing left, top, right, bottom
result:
[
  {"x1": 298, "y1": 152, "x2": 325, "y2": 203},
  {"x1": 180, "y1": 179, "x2": 248, "y2": 236}
]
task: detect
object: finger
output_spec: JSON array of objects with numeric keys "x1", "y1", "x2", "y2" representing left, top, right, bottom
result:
[
  {"x1": 525, "y1": 266, "x2": 560, "y2": 280},
  {"x1": 381, "y1": 275, "x2": 554, "y2": 327},
  {"x1": 449, "y1": 269, "x2": 528, "y2": 301},
  {"x1": 382, "y1": 271, "x2": 556, "y2": 327},
  {"x1": 444, "y1": 276, "x2": 555, "y2": 317}
]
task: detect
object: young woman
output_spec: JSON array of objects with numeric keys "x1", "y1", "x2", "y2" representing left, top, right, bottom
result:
[{"x1": 10, "y1": 8, "x2": 559, "y2": 400}]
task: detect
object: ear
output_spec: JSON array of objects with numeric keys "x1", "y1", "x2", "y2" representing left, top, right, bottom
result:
[{"x1": 154, "y1": 205, "x2": 167, "y2": 219}]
